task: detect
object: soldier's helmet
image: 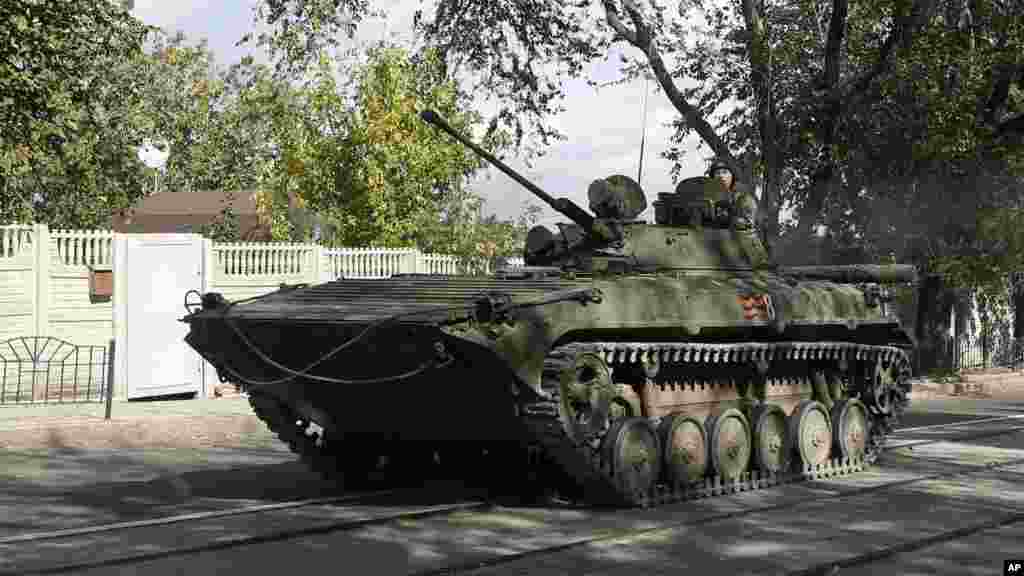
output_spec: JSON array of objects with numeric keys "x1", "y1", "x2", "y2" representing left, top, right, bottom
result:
[{"x1": 706, "y1": 159, "x2": 734, "y2": 177}]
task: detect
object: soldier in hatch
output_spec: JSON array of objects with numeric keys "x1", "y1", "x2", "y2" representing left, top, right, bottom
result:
[
  {"x1": 675, "y1": 159, "x2": 770, "y2": 264},
  {"x1": 676, "y1": 159, "x2": 759, "y2": 232}
]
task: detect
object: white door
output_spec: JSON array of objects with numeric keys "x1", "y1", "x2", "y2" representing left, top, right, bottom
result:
[{"x1": 120, "y1": 234, "x2": 204, "y2": 399}]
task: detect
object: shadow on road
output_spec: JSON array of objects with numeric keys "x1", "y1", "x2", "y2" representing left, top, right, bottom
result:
[
  {"x1": 1, "y1": 401, "x2": 1022, "y2": 576},
  {"x1": 0, "y1": 432, "x2": 497, "y2": 539}
]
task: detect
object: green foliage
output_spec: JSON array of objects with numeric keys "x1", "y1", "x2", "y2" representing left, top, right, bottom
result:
[
  {"x1": 331, "y1": 45, "x2": 494, "y2": 247},
  {"x1": 0, "y1": 0, "x2": 153, "y2": 227},
  {"x1": 254, "y1": 44, "x2": 510, "y2": 257},
  {"x1": 414, "y1": 1, "x2": 609, "y2": 153},
  {"x1": 9, "y1": 0, "x2": 1017, "y2": 297},
  {"x1": 0, "y1": 0, "x2": 554, "y2": 256},
  {"x1": 247, "y1": 0, "x2": 607, "y2": 155},
  {"x1": 415, "y1": 197, "x2": 542, "y2": 273},
  {"x1": 245, "y1": 0, "x2": 377, "y2": 80},
  {"x1": 133, "y1": 32, "x2": 286, "y2": 195},
  {"x1": 0, "y1": 0, "x2": 150, "y2": 150},
  {"x1": 3, "y1": 127, "x2": 150, "y2": 229},
  {"x1": 196, "y1": 193, "x2": 243, "y2": 242},
  {"x1": 128, "y1": 33, "x2": 336, "y2": 242},
  {"x1": 931, "y1": 207, "x2": 1024, "y2": 291},
  {"x1": 197, "y1": 205, "x2": 243, "y2": 242},
  {"x1": 409, "y1": 0, "x2": 1024, "y2": 272},
  {"x1": 802, "y1": 2, "x2": 1023, "y2": 275}
]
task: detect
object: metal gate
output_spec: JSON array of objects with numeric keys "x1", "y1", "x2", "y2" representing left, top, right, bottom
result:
[
  {"x1": 118, "y1": 234, "x2": 204, "y2": 399},
  {"x1": 0, "y1": 336, "x2": 109, "y2": 404}
]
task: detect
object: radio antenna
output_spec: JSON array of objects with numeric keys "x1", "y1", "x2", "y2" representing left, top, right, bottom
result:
[{"x1": 637, "y1": 74, "x2": 650, "y2": 185}]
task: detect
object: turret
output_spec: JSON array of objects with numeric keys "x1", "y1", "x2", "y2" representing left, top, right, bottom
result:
[
  {"x1": 419, "y1": 109, "x2": 917, "y2": 284},
  {"x1": 420, "y1": 110, "x2": 644, "y2": 266}
]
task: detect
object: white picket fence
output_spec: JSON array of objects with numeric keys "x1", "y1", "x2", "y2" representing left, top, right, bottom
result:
[
  {"x1": 0, "y1": 226, "x2": 32, "y2": 258},
  {"x1": 0, "y1": 226, "x2": 117, "y2": 267},
  {"x1": 211, "y1": 244, "x2": 522, "y2": 280},
  {"x1": 1, "y1": 225, "x2": 523, "y2": 281},
  {"x1": 52, "y1": 229, "x2": 115, "y2": 267}
]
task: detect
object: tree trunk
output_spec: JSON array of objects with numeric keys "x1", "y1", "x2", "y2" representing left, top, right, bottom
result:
[
  {"x1": 1013, "y1": 276, "x2": 1024, "y2": 339},
  {"x1": 757, "y1": 153, "x2": 783, "y2": 257},
  {"x1": 914, "y1": 273, "x2": 956, "y2": 375}
]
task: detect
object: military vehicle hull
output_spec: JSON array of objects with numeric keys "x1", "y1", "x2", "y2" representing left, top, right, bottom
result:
[
  {"x1": 187, "y1": 318, "x2": 526, "y2": 443},
  {"x1": 184, "y1": 265, "x2": 914, "y2": 507}
]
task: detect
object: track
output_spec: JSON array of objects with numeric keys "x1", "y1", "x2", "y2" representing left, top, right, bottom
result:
[
  {"x1": 239, "y1": 339, "x2": 914, "y2": 511},
  {"x1": 525, "y1": 340, "x2": 913, "y2": 507},
  {"x1": 409, "y1": 421, "x2": 1024, "y2": 576}
]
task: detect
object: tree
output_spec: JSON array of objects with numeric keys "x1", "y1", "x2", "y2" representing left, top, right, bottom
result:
[
  {"x1": 415, "y1": 195, "x2": 542, "y2": 271},
  {"x1": 128, "y1": 32, "x2": 324, "y2": 240},
  {"x1": 811, "y1": 4, "x2": 1024, "y2": 370},
  {"x1": 255, "y1": 44, "x2": 506, "y2": 252},
  {"x1": 196, "y1": 199, "x2": 243, "y2": 242},
  {"x1": 131, "y1": 32, "x2": 297, "y2": 198},
  {"x1": 0, "y1": 0, "x2": 153, "y2": 226},
  {"x1": 245, "y1": 0, "x2": 380, "y2": 80},
  {"x1": 245, "y1": 0, "x2": 1022, "y2": 254},
  {"x1": 392, "y1": 6, "x2": 1020, "y2": 226},
  {"x1": 0, "y1": 0, "x2": 149, "y2": 153}
]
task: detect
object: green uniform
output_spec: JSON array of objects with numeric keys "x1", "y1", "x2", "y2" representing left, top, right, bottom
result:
[
  {"x1": 692, "y1": 177, "x2": 768, "y2": 265},
  {"x1": 698, "y1": 178, "x2": 759, "y2": 232},
  {"x1": 731, "y1": 184, "x2": 759, "y2": 232}
]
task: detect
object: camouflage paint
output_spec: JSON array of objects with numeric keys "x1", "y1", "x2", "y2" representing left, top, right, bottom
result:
[{"x1": 443, "y1": 266, "x2": 902, "y2": 393}]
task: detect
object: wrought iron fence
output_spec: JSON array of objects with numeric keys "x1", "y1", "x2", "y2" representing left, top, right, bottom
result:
[
  {"x1": 940, "y1": 333, "x2": 1024, "y2": 372},
  {"x1": 0, "y1": 337, "x2": 109, "y2": 404}
]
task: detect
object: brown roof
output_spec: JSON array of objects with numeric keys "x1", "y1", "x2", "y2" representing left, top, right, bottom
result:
[{"x1": 126, "y1": 190, "x2": 259, "y2": 216}]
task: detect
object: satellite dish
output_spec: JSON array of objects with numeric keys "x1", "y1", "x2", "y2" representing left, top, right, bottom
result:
[{"x1": 138, "y1": 139, "x2": 169, "y2": 169}]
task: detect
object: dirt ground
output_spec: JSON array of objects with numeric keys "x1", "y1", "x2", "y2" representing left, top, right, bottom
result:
[
  {"x1": 0, "y1": 397, "x2": 278, "y2": 451},
  {"x1": 912, "y1": 369, "x2": 1024, "y2": 401}
]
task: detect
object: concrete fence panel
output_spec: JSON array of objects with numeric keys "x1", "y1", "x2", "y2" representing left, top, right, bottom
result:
[
  {"x1": 324, "y1": 247, "x2": 418, "y2": 279},
  {"x1": 210, "y1": 242, "x2": 317, "y2": 303},
  {"x1": 0, "y1": 226, "x2": 35, "y2": 344},
  {"x1": 47, "y1": 229, "x2": 116, "y2": 349}
]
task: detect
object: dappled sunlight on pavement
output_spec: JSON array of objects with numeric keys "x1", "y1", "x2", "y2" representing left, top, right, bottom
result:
[{"x1": 1, "y1": 395, "x2": 1022, "y2": 575}]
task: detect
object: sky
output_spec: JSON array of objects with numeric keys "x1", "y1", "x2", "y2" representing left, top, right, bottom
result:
[{"x1": 129, "y1": 0, "x2": 713, "y2": 231}]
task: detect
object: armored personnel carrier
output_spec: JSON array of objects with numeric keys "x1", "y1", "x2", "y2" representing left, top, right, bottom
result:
[{"x1": 182, "y1": 110, "x2": 916, "y2": 507}]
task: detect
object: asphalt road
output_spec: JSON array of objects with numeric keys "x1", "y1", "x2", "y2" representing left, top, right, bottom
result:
[{"x1": 1, "y1": 395, "x2": 1022, "y2": 576}]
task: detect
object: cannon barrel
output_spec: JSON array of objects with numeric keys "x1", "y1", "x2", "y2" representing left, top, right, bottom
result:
[
  {"x1": 420, "y1": 109, "x2": 595, "y2": 231},
  {"x1": 779, "y1": 264, "x2": 918, "y2": 284}
]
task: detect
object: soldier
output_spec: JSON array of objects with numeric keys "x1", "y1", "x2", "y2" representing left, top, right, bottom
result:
[
  {"x1": 674, "y1": 159, "x2": 770, "y2": 264},
  {"x1": 699, "y1": 159, "x2": 759, "y2": 232}
]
